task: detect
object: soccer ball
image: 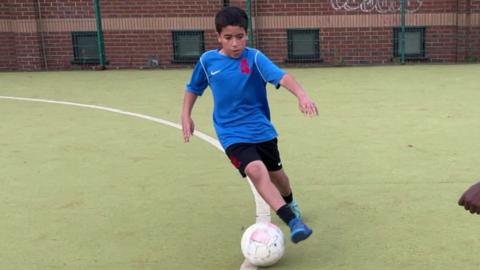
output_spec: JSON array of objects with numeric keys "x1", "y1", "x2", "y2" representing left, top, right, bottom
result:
[{"x1": 241, "y1": 222, "x2": 285, "y2": 267}]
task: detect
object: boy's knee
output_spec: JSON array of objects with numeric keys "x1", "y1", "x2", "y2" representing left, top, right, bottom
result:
[{"x1": 244, "y1": 160, "x2": 267, "y2": 178}]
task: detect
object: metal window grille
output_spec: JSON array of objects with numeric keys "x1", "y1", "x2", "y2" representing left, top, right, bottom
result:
[
  {"x1": 172, "y1": 31, "x2": 205, "y2": 63},
  {"x1": 393, "y1": 27, "x2": 426, "y2": 59},
  {"x1": 71, "y1": 31, "x2": 100, "y2": 64},
  {"x1": 287, "y1": 29, "x2": 320, "y2": 62}
]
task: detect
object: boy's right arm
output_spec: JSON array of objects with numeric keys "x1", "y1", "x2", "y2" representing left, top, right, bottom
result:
[{"x1": 181, "y1": 91, "x2": 198, "y2": 142}]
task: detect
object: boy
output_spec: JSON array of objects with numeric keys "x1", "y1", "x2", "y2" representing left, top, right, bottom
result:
[{"x1": 181, "y1": 6, "x2": 318, "y2": 243}]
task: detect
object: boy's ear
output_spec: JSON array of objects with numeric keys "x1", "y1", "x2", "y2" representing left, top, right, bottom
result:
[{"x1": 216, "y1": 32, "x2": 221, "y2": 43}]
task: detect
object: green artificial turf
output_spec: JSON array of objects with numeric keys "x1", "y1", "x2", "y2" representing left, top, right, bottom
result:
[{"x1": 1, "y1": 64, "x2": 479, "y2": 269}]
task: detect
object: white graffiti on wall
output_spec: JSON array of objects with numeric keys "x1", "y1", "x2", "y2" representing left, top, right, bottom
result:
[{"x1": 331, "y1": 0, "x2": 424, "y2": 13}]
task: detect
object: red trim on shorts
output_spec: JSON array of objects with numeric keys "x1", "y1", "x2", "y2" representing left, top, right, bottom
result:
[{"x1": 228, "y1": 154, "x2": 242, "y2": 169}]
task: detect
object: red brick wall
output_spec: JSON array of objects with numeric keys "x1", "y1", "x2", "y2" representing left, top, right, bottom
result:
[
  {"x1": 321, "y1": 28, "x2": 392, "y2": 65},
  {"x1": 1, "y1": 0, "x2": 45, "y2": 70},
  {"x1": 467, "y1": 27, "x2": 480, "y2": 60},
  {"x1": 254, "y1": 1, "x2": 333, "y2": 16},
  {"x1": 0, "y1": 33, "x2": 16, "y2": 71},
  {"x1": 38, "y1": 0, "x2": 94, "y2": 19},
  {"x1": 14, "y1": 33, "x2": 44, "y2": 70},
  {"x1": 105, "y1": 31, "x2": 170, "y2": 68},
  {"x1": 108, "y1": 30, "x2": 221, "y2": 68},
  {"x1": 0, "y1": 1, "x2": 13, "y2": 70},
  {"x1": 100, "y1": 1, "x2": 220, "y2": 18},
  {"x1": 426, "y1": 26, "x2": 458, "y2": 62},
  {"x1": 34, "y1": 0, "x2": 222, "y2": 19},
  {"x1": 470, "y1": 0, "x2": 480, "y2": 11},
  {"x1": 31, "y1": 30, "x2": 222, "y2": 70},
  {"x1": 1, "y1": 0, "x2": 480, "y2": 70},
  {"x1": 41, "y1": 32, "x2": 72, "y2": 69},
  {"x1": 255, "y1": 29, "x2": 286, "y2": 63},
  {"x1": 9, "y1": 0, "x2": 39, "y2": 19},
  {"x1": 256, "y1": 27, "x2": 395, "y2": 65},
  {"x1": 467, "y1": 0, "x2": 480, "y2": 60},
  {"x1": 0, "y1": 1, "x2": 12, "y2": 19},
  {"x1": 254, "y1": 0, "x2": 458, "y2": 15}
]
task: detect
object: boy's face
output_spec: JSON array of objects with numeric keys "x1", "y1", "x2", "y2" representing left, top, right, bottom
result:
[{"x1": 217, "y1": 25, "x2": 247, "y2": 58}]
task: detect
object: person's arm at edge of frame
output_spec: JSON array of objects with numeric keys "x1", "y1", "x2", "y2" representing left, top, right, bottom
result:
[
  {"x1": 181, "y1": 91, "x2": 198, "y2": 143},
  {"x1": 279, "y1": 73, "x2": 319, "y2": 117}
]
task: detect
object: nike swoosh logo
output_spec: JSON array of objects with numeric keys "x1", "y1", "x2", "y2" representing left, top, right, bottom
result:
[{"x1": 210, "y1": 70, "x2": 221, "y2": 75}]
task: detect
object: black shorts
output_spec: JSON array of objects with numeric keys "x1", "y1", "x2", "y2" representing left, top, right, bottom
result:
[{"x1": 225, "y1": 138, "x2": 283, "y2": 178}]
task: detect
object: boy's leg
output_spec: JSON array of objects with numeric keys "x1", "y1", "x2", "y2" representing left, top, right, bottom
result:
[
  {"x1": 245, "y1": 161, "x2": 312, "y2": 243},
  {"x1": 255, "y1": 138, "x2": 302, "y2": 218},
  {"x1": 245, "y1": 160, "x2": 286, "y2": 210},
  {"x1": 268, "y1": 169, "x2": 292, "y2": 196},
  {"x1": 269, "y1": 169, "x2": 302, "y2": 218}
]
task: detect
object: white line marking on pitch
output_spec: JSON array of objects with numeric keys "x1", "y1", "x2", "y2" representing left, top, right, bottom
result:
[{"x1": 0, "y1": 95, "x2": 269, "y2": 270}]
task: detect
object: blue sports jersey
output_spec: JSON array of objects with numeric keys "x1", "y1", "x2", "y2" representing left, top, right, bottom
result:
[{"x1": 186, "y1": 47, "x2": 286, "y2": 149}]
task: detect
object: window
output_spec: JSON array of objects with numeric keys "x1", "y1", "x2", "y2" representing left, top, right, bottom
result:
[
  {"x1": 71, "y1": 31, "x2": 100, "y2": 64},
  {"x1": 393, "y1": 27, "x2": 426, "y2": 59},
  {"x1": 172, "y1": 31, "x2": 205, "y2": 63},
  {"x1": 287, "y1": 29, "x2": 320, "y2": 62}
]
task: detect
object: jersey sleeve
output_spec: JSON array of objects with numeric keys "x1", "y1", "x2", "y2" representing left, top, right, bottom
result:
[
  {"x1": 254, "y1": 50, "x2": 286, "y2": 89},
  {"x1": 186, "y1": 59, "x2": 209, "y2": 96}
]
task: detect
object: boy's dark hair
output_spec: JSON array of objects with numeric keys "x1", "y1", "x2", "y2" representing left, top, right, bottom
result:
[{"x1": 215, "y1": 6, "x2": 248, "y2": 33}]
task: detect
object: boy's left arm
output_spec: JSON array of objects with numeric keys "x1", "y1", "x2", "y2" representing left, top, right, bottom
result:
[{"x1": 279, "y1": 73, "x2": 318, "y2": 117}]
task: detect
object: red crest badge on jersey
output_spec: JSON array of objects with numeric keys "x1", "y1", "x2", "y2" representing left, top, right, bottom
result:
[{"x1": 240, "y1": 58, "x2": 251, "y2": 74}]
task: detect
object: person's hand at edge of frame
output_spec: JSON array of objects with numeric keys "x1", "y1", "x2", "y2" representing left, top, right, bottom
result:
[{"x1": 458, "y1": 181, "x2": 480, "y2": 215}]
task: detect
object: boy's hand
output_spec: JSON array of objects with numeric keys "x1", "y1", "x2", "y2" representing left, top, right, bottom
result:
[
  {"x1": 279, "y1": 73, "x2": 318, "y2": 117},
  {"x1": 298, "y1": 95, "x2": 318, "y2": 117},
  {"x1": 182, "y1": 116, "x2": 195, "y2": 142},
  {"x1": 458, "y1": 181, "x2": 480, "y2": 214}
]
